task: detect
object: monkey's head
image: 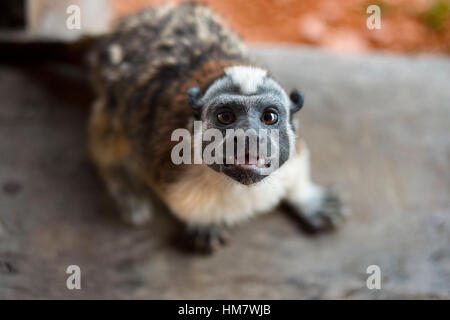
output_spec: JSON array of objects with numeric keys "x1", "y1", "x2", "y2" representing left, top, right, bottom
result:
[{"x1": 188, "y1": 65, "x2": 304, "y2": 185}]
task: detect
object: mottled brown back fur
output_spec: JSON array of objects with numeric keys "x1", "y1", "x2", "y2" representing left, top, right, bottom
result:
[{"x1": 88, "y1": 3, "x2": 252, "y2": 189}]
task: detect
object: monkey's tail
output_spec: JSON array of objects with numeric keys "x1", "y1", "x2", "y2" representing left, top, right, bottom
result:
[
  {"x1": 0, "y1": 36, "x2": 99, "y2": 104},
  {"x1": 0, "y1": 36, "x2": 96, "y2": 67}
]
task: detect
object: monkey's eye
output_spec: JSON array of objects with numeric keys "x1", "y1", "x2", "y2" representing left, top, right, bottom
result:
[
  {"x1": 261, "y1": 110, "x2": 278, "y2": 125},
  {"x1": 217, "y1": 111, "x2": 236, "y2": 125}
]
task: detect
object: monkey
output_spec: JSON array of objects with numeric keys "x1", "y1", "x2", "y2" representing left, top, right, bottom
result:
[{"x1": 87, "y1": 2, "x2": 344, "y2": 253}]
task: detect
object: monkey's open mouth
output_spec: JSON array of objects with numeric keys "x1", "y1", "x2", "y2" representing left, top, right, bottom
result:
[{"x1": 223, "y1": 154, "x2": 271, "y2": 170}]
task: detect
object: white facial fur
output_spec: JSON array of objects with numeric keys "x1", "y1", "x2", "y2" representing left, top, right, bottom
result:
[
  {"x1": 199, "y1": 65, "x2": 291, "y2": 116},
  {"x1": 224, "y1": 65, "x2": 267, "y2": 95}
]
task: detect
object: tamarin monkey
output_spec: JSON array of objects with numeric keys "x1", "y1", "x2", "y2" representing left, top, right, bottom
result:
[{"x1": 87, "y1": 3, "x2": 344, "y2": 253}]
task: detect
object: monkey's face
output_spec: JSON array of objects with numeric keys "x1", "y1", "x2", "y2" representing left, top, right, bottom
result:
[{"x1": 188, "y1": 66, "x2": 304, "y2": 185}]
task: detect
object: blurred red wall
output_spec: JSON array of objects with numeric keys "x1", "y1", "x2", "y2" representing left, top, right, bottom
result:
[{"x1": 111, "y1": 0, "x2": 449, "y2": 54}]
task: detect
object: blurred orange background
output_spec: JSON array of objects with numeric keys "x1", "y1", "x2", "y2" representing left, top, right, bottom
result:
[{"x1": 111, "y1": 0, "x2": 450, "y2": 54}]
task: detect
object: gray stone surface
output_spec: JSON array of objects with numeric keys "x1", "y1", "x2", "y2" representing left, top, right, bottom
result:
[{"x1": 0, "y1": 46, "x2": 449, "y2": 299}]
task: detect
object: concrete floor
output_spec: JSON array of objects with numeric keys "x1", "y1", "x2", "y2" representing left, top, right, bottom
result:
[{"x1": 0, "y1": 46, "x2": 449, "y2": 299}]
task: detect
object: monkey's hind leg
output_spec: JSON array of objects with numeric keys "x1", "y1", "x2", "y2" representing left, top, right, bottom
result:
[
  {"x1": 283, "y1": 147, "x2": 345, "y2": 233},
  {"x1": 101, "y1": 168, "x2": 154, "y2": 227}
]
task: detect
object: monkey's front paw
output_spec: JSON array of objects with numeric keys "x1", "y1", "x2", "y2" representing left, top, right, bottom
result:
[
  {"x1": 286, "y1": 189, "x2": 346, "y2": 233},
  {"x1": 182, "y1": 226, "x2": 230, "y2": 255},
  {"x1": 304, "y1": 190, "x2": 344, "y2": 231}
]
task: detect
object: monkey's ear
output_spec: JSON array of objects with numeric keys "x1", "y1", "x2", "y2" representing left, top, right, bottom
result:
[
  {"x1": 289, "y1": 89, "x2": 304, "y2": 114},
  {"x1": 187, "y1": 87, "x2": 203, "y2": 116}
]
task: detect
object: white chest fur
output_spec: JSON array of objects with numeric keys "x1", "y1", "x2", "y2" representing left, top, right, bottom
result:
[{"x1": 163, "y1": 151, "x2": 306, "y2": 226}]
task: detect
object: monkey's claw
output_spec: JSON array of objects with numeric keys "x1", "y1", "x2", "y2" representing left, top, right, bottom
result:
[
  {"x1": 183, "y1": 226, "x2": 230, "y2": 254},
  {"x1": 285, "y1": 189, "x2": 346, "y2": 234},
  {"x1": 301, "y1": 190, "x2": 345, "y2": 232}
]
